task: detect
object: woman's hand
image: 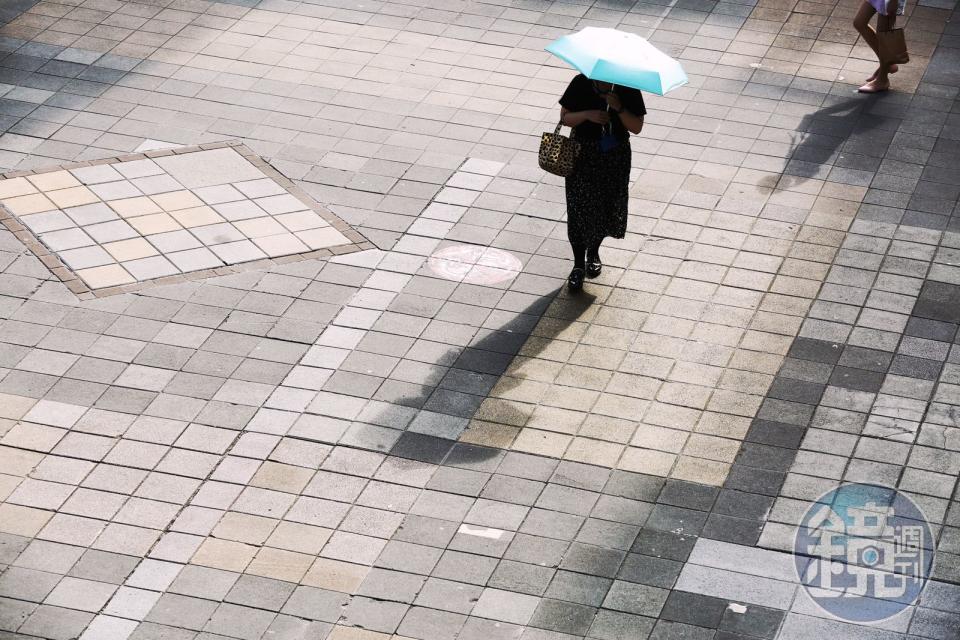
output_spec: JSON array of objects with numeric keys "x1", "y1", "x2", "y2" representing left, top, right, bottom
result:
[
  {"x1": 584, "y1": 110, "x2": 610, "y2": 125},
  {"x1": 604, "y1": 92, "x2": 623, "y2": 113}
]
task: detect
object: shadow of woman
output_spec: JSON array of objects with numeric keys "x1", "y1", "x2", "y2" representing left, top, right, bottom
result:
[
  {"x1": 360, "y1": 281, "x2": 599, "y2": 467},
  {"x1": 758, "y1": 93, "x2": 891, "y2": 190}
]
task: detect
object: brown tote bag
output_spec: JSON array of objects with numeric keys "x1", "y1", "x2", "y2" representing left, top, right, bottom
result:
[
  {"x1": 878, "y1": 28, "x2": 909, "y2": 65},
  {"x1": 539, "y1": 122, "x2": 581, "y2": 177}
]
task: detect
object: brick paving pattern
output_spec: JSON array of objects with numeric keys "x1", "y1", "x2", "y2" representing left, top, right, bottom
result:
[
  {"x1": 0, "y1": 142, "x2": 361, "y2": 294},
  {"x1": 0, "y1": 0, "x2": 959, "y2": 639}
]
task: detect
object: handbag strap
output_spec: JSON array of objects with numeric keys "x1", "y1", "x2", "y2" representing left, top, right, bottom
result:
[{"x1": 554, "y1": 121, "x2": 563, "y2": 134}]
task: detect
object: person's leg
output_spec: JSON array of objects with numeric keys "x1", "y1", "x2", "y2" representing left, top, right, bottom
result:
[
  {"x1": 568, "y1": 239, "x2": 586, "y2": 289},
  {"x1": 586, "y1": 239, "x2": 602, "y2": 277},
  {"x1": 854, "y1": 1, "x2": 880, "y2": 60},
  {"x1": 855, "y1": 1, "x2": 898, "y2": 86},
  {"x1": 571, "y1": 240, "x2": 586, "y2": 269},
  {"x1": 874, "y1": 12, "x2": 897, "y2": 85}
]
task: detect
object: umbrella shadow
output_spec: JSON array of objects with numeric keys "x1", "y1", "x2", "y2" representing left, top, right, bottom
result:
[{"x1": 758, "y1": 93, "x2": 891, "y2": 190}]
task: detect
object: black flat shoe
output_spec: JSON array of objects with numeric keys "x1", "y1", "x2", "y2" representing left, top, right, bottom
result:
[
  {"x1": 586, "y1": 259, "x2": 602, "y2": 278},
  {"x1": 568, "y1": 267, "x2": 584, "y2": 290}
]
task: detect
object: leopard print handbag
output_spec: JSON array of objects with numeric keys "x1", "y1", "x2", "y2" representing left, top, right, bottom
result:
[{"x1": 539, "y1": 121, "x2": 580, "y2": 177}]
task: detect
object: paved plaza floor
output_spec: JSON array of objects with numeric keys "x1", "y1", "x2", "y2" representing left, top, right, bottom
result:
[{"x1": 1, "y1": 0, "x2": 960, "y2": 638}]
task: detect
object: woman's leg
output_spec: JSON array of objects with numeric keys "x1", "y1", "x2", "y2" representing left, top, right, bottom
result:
[
  {"x1": 587, "y1": 240, "x2": 601, "y2": 262},
  {"x1": 571, "y1": 240, "x2": 586, "y2": 269},
  {"x1": 855, "y1": 1, "x2": 898, "y2": 85},
  {"x1": 874, "y1": 12, "x2": 898, "y2": 85},
  {"x1": 854, "y1": 1, "x2": 880, "y2": 59}
]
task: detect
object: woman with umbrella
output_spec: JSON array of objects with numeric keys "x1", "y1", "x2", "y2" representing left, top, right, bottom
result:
[
  {"x1": 559, "y1": 76, "x2": 645, "y2": 290},
  {"x1": 546, "y1": 28, "x2": 687, "y2": 290}
]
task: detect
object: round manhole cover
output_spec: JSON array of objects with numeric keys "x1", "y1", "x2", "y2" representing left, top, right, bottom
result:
[{"x1": 427, "y1": 245, "x2": 522, "y2": 285}]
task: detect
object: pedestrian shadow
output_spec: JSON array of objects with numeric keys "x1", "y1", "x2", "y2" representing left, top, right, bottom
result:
[
  {"x1": 758, "y1": 93, "x2": 890, "y2": 190},
  {"x1": 362, "y1": 277, "x2": 598, "y2": 466}
]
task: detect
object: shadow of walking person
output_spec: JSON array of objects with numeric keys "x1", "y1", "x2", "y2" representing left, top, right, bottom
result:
[
  {"x1": 761, "y1": 93, "x2": 892, "y2": 190},
  {"x1": 360, "y1": 278, "x2": 599, "y2": 468}
]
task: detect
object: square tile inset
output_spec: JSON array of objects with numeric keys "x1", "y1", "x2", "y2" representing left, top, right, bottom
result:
[{"x1": 0, "y1": 143, "x2": 364, "y2": 294}]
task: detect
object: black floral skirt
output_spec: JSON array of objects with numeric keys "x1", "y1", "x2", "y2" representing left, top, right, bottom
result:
[{"x1": 565, "y1": 139, "x2": 631, "y2": 246}]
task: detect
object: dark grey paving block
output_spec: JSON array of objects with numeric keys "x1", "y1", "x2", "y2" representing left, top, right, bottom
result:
[
  {"x1": 589, "y1": 608, "x2": 655, "y2": 640},
  {"x1": 558, "y1": 543, "x2": 625, "y2": 579},
  {"x1": 827, "y1": 365, "x2": 885, "y2": 392},
  {"x1": 787, "y1": 337, "x2": 842, "y2": 364},
  {"x1": 603, "y1": 471, "x2": 664, "y2": 502},
  {"x1": 616, "y1": 552, "x2": 682, "y2": 589},
  {"x1": 649, "y1": 619, "x2": 716, "y2": 640},
  {"x1": 644, "y1": 504, "x2": 708, "y2": 537},
  {"x1": 630, "y1": 529, "x2": 696, "y2": 563},
  {"x1": 915, "y1": 281, "x2": 960, "y2": 323},
  {"x1": 389, "y1": 431, "x2": 454, "y2": 464},
  {"x1": 719, "y1": 603, "x2": 784, "y2": 639},
  {"x1": 440, "y1": 442, "x2": 504, "y2": 472},
  {"x1": 712, "y1": 490, "x2": 774, "y2": 521},
  {"x1": 575, "y1": 518, "x2": 639, "y2": 551},
  {"x1": 543, "y1": 570, "x2": 611, "y2": 607},
  {"x1": 660, "y1": 591, "x2": 727, "y2": 628},
  {"x1": 838, "y1": 346, "x2": 893, "y2": 372},
  {"x1": 602, "y1": 580, "x2": 668, "y2": 617},
  {"x1": 529, "y1": 599, "x2": 596, "y2": 636},
  {"x1": 744, "y1": 420, "x2": 805, "y2": 449},
  {"x1": 657, "y1": 480, "x2": 718, "y2": 512},
  {"x1": 766, "y1": 377, "x2": 825, "y2": 405},
  {"x1": 734, "y1": 443, "x2": 796, "y2": 472},
  {"x1": 905, "y1": 317, "x2": 957, "y2": 342},
  {"x1": 722, "y1": 465, "x2": 785, "y2": 497}
]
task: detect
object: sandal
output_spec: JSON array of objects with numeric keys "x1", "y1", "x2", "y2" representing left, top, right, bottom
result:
[
  {"x1": 858, "y1": 80, "x2": 889, "y2": 93},
  {"x1": 568, "y1": 267, "x2": 585, "y2": 290},
  {"x1": 586, "y1": 259, "x2": 602, "y2": 279}
]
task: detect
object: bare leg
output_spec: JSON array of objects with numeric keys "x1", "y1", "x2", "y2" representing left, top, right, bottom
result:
[
  {"x1": 854, "y1": 1, "x2": 898, "y2": 84},
  {"x1": 874, "y1": 13, "x2": 897, "y2": 86}
]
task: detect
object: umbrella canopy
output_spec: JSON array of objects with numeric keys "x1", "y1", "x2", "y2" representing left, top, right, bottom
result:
[{"x1": 546, "y1": 27, "x2": 688, "y2": 96}]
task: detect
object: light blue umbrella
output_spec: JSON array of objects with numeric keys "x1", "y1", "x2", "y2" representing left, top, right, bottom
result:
[{"x1": 546, "y1": 27, "x2": 688, "y2": 96}]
